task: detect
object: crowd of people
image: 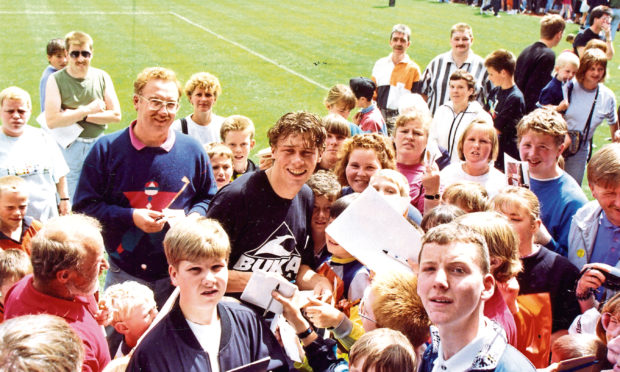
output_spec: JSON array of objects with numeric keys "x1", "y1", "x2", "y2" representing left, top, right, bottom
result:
[{"x1": 0, "y1": 12, "x2": 619, "y2": 371}]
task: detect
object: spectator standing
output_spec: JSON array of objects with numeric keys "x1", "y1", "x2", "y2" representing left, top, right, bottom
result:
[
  {"x1": 39, "y1": 38, "x2": 67, "y2": 112},
  {"x1": 573, "y1": 6, "x2": 615, "y2": 59}
]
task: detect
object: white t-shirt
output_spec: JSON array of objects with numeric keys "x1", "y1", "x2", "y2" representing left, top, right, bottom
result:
[
  {"x1": 172, "y1": 114, "x2": 224, "y2": 145},
  {"x1": 440, "y1": 161, "x2": 507, "y2": 198},
  {"x1": 564, "y1": 80, "x2": 617, "y2": 141},
  {"x1": 187, "y1": 318, "x2": 222, "y2": 372},
  {"x1": 0, "y1": 126, "x2": 69, "y2": 222}
]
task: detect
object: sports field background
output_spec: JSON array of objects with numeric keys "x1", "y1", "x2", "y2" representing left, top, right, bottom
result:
[{"x1": 1, "y1": 0, "x2": 617, "y2": 196}]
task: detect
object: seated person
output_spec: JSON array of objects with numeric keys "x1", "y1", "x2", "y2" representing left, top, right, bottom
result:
[
  {"x1": 349, "y1": 77, "x2": 387, "y2": 135},
  {"x1": 101, "y1": 281, "x2": 158, "y2": 358},
  {"x1": 0, "y1": 314, "x2": 84, "y2": 371},
  {"x1": 538, "y1": 52, "x2": 580, "y2": 111},
  {"x1": 439, "y1": 120, "x2": 507, "y2": 198},
  {"x1": 172, "y1": 72, "x2": 224, "y2": 145},
  {"x1": 416, "y1": 223, "x2": 535, "y2": 371},
  {"x1": 493, "y1": 187, "x2": 581, "y2": 334},
  {"x1": 127, "y1": 217, "x2": 287, "y2": 372},
  {"x1": 220, "y1": 115, "x2": 257, "y2": 180},
  {"x1": 0, "y1": 249, "x2": 32, "y2": 323},
  {"x1": 204, "y1": 143, "x2": 233, "y2": 190},
  {"x1": 306, "y1": 170, "x2": 341, "y2": 268},
  {"x1": 441, "y1": 181, "x2": 490, "y2": 213},
  {"x1": 0, "y1": 176, "x2": 42, "y2": 253},
  {"x1": 319, "y1": 114, "x2": 351, "y2": 171},
  {"x1": 324, "y1": 84, "x2": 363, "y2": 136}
]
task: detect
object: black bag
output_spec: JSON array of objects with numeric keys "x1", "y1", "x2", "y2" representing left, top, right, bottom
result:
[{"x1": 562, "y1": 87, "x2": 598, "y2": 159}]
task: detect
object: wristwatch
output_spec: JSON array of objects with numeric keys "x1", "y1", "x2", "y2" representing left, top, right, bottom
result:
[{"x1": 424, "y1": 193, "x2": 440, "y2": 200}]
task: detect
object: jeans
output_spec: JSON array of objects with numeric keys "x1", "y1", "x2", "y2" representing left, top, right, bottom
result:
[
  {"x1": 611, "y1": 7, "x2": 620, "y2": 41},
  {"x1": 563, "y1": 139, "x2": 590, "y2": 186},
  {"x1": 105, "y1": 260, "x2": 175, "y2": 309},
  {"x1": 61, "y1": 138, "x2": 98, "y2": 203}
]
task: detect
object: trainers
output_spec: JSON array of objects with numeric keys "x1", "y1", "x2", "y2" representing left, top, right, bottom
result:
[{"x1": 495, "y1": 13, "x2": 501, "y2": 17}]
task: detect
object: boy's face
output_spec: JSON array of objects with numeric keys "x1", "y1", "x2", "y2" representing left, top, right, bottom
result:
[
  {"x1": 417, "y1": 241, "x2": 494, "y2": 330},
  {"x1": 122, "y1": 302, "x2": 158, "y2": 343},
  {"x1": 1, "y1": 98, "x2": 31, "y2": 138},
  {"x1": 189, "y1": 87, "x2": 217, "y2": 113},
  {"x1": 370, "y1": 176, "x2": 400, "y2": 196},
  {"x1": 210, "y1": 154, "x2": 233, "y2": 189},
  {"x1": 321, "y1": 132, "x2": 347, "y2": 169},
  {"x1": 169, "y1": 257, "x2": 228, "y2": 309},
  {"x1": 486, "y1": 67, "x2": 505, "y2": 87},
  {"x1": 270, "y1": 133, "x2": 320, "y2": 193},
  {"x1": 590, "y1": 182, "x2": 620, "y2": 227},
  {"x1": 325, "y1": 218, "x2": 353, "y2": 259},
  {"x1": 223, "y1": 130, "x2": 255, "y2": 172},
  {"x1": 326, "y1": 102, "x2": 351, "y2": 120},
  {"x1": 47, "y1": 51, "x2": 68, "y2": 70},
  {"x1": 556, "y1": 64, "x2": 578, "y2": 82},
  {"x1": 311, "y1": 195, "x2": 332, "y2": 236},
  {"x1": 518, "y1": 130, "x2": 563, "y2": 179},
  {"x1": 0, "y1": 189, "x2": 28, "y2": 232}
]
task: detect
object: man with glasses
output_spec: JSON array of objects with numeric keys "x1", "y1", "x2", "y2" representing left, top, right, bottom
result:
[
  {"x1": 45, "y1": 31, "x2": 121, "y2": 201},
  {"x1": 73, "y1": 67, "x2": 217, "y2": 307},
  {"x1": 573, "y1": 6, "x2": 615, "y2": 59}
]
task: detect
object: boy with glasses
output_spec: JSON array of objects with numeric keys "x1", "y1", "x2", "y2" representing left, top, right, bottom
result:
[
  {"x1": 73, "y1": 67, "x2": 217, "y2": 307},
  {"x1": 45, "y1": 31, "x2": 121, "y2": 201}
]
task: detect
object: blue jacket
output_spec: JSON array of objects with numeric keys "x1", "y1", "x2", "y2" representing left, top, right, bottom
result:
[
  {"x1": 418, "y1": 322, "x2": 536, "y2": 372},
  {"x1": 127, "y1": 299, "x2": 288, "y2": 372}
]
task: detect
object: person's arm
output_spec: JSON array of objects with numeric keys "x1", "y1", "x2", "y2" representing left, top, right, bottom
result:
[
  {"x1": 296, "y1": 264, "x2": 333, "y2": 300},
  {"x1": 80, "y1": 71, "x2": 121, "y2": 124},
  {"x1": 611, "y1": 121, "x2": 620, "y2": 142},
  {"x1": 56, "y1": 176, "x2": 70, "y2": 215},
  {"x1": 575, "y1": 263, "x2": 611, "y2": 312},
  {"x1": 44, "y1": 75, "x2": 105, "y2": 129},
  {"x1": 422, "y1": 163, "x2": 440, "y2": 214},
  {"x1": 187, "y1": 146, "x2": 217, "y2": 215},
  {"x1": 225, "y1": 270, "x2": 253, "y2": 293},
  {"x1": 603, "y1": 25, "x2": 615, "y2": 60},
  {"x1": 576, "y1": 46, "x2": 586, "y2": 58}
]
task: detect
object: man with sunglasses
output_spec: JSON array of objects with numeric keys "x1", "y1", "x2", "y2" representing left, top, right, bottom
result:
[
  {"x1": 73, "y1": 67, "x2": 217, "y2": 307},
  {"x1": 45, "y1": 31, "x2": 121, "y2": 202}
]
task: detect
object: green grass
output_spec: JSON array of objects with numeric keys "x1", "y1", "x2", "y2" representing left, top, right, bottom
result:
[{"x1": 1, "y1": 0, "x2": 617, "y2": 198}]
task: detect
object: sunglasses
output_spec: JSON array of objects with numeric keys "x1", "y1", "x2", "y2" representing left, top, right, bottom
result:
[{"x1": 69, "y1": 50, "x2": 92, "y2": 59}]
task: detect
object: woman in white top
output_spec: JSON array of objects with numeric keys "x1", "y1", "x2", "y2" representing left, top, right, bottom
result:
[
  {"x1": 439, "y1": 119, "x2": 507, "y2": 197},
  {"x1": 429, "y1": 69, "x2": 493, "y2": 164}
]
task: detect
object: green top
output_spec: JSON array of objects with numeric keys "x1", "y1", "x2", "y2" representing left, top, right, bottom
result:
[{"x1": 53, "y1": 67, "x2": 107, "y2": 138}]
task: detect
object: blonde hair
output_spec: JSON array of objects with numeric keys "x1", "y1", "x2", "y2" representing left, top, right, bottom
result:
[
  {"x1": 370, "y1": 169, "x2": 410, "y2": 197},
  {"x1": 394, "y1": 111, "x2": 431, "y2": 135},
  {"x1": 220, "y1": 115, "x2": 255, "y2": 141},
  {"x1": 0, "y1": 249, "x2": 32, "y2": 287},
  {"x1": 164, "y1": 217, "x2": 230, "y2": 267},
  {"x1": 322, "y1": 113, "x2": 350, "y2": 138},
  {"x1": 457, "y1": 119, "x2": 499, "y2": 162},
  {"x1": 597, "y1": 292, "x2": 620, "y2": 343},
  {"x1": 371, "y1": 271, "x2": 431, "y2": 348},
  {"x1": 334, "y1": 133, "x2": 396, "y2": 186},
  {"x1": 442, "y1": 181, "x2": 490, "y2": 213},
  {"x1": 0, "y1": 86, "x2": 31, "y2": 110},
  {"x1": 133, "y1": 67, "x2": 182, "y2": 98},
  {"x1": 306, "y1": 170, "x2": 341, "y2": 201},
  {"x1": 552, "y1": 334, "x2": 606, "y2": 370},
  {"x1": 184, "y1": 72, "x2": 222, "y2": 100},
  {"x1": 102, "y1": 281, "x2": 156, "y2": 326},
  {"x1": 457, "y1": 212, "x2": 522, "y2": 283},
  {"x1": 450, "y1": 22, "x2": 473, "y2": 38},
  {"x1": 0, "y1": 175, "x2": 28, "y2": 198},
  {"x1": 555, "y1": 52, "x2": 580, "y2": 71},
  {"x1": 349, "y1": 328, "x2": 416, "y2": 372},
  {"x1": 540, "y1": 14, "x2": 565, "y2": 40},
  {"x1": 64, "y1": 30, "x2": 93, "y2": 51},
  {"x1": 517, "y1": 108, "x2": 567, "y2": 147},
  {"x1": 324, "y1": 84, "x2": 356, "y2": 111},
  {"x1": 0, "y1": 314, "x2": 84, "y2": 372},
  {"x1": 492, "y1": 186, "x2": 541, "y2": 222},
  {"x1": 204, "y1": 143, "x2": 233, "y2": 162}
]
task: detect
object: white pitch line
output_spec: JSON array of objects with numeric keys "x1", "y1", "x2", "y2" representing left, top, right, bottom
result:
[
  {"x1": 169, "y1": 11, "x2": 328, "y2": 91},
  {"x1": 0, "y1": 11, "x2": 163, "y2": 15}
]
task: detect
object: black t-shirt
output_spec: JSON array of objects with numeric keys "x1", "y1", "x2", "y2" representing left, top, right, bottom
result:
[
  {"x1": 515, "y1": 41, "x2": 556, "y2": 113},
  {"x1": 573, "y1": 28, "x2": 602, "y2": 55},
  {"x1": 207, "y1": 170, "x2": 315, "y2": 281},
  {"x1": 486, "y1": 85, "x2": 525, "y2": 170},
  {"x1": 517, "y1": 246, "x2": 581, "y2": 333}
]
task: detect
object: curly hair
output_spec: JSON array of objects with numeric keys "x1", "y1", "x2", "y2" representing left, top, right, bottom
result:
[
  {"x1": 267, "y1": 111, "x2": 326, "y2": 151},
  {"x1": 333, "y1": 133, "x2": 396, "y2": 186}
]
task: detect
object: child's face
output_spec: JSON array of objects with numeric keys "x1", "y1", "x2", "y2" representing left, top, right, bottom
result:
[
  {"x1": 326, "y1": 102, "x2": 351, "y2": 120},
  {"x1": 189, "y1": 87, "x2": 217, "y2": 113},
  {"x1": 0, "y1": 189, "x2": 28, "y2": 232},
  {"x1": 518, "y1": 130, "x2": 563, "y2": 179},
  {"x1": 462, "y1": 126, "x2": 493, "y2": 164},
  {"x1": 122, "y1": 302, "x2": 158, "y2": 344},
  {"x1": 311, "y1": 195, "x2": 332, "y2": 236},
  {"x1": 223, "y1": 130, "x2": 255, "y2": 172},
  {"x1": 496, "y1": 203, "x2": 537, "y2": 250},
  {"x1": 370, "y1": 176, "x2": 401, "y2": 196},
  {"x1": 47, "y1": 51, "x2": 67, "y2": 70},
  {"x1": 210, "y1": 155, "x2": 233, "y2": 189},
  {"x1": 325, "y1": 218, "x2": 353, "y2": 259},
  {"x1": 486, "y1": 67, "x2": 505, "y2": 87},
  {"x1": 1, "y1": 98, "x2": 31, "y2": 138},
  {"x1": 0, "y1": 277, "x2": 18, "y2": 305},
  {"x1": 556, "y1": 64, "x2": 578, "y2": 82},
  {"x1": 346, "y1": 148, "x2": 382, "y2": 193},
  {"x1": 169, "y1": 257, "x2": 228, "y2": 309},
  {"x1": 321, "y1": 132, "x2": 347, "y2": 169}
]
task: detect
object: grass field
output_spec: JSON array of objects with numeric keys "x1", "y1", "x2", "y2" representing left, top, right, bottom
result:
[{"x1": 1, "y1": 0, "x2": 617, "y2": 196}]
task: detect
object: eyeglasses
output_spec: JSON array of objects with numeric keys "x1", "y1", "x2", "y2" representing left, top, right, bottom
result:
[
  {"x1": 138, "y1": 95, "x2": 179, "y2": 113},
  {"x1": 602, "y1": 312, "x2": 620, "y2": 332},
  {"x1": 358, "y1": 297, "x2": 376, "y2": 324},
  {"x1": 69, "y1": 50, "x2": 92, "y2": 59}
]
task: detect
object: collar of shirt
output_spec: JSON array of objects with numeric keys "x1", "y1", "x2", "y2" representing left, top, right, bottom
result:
[
  {"x1": 129, "y1": 120, "x2": 175, "y2": 152},
  {"x1": 388, "y1": 53, "x2": 412, "y2": 66},
  {"x1": 433, "y1": 319, "x2": 491, "y2": 372},
  {"x1": 600, "y1": 211, "x2": 620, "y2": 232},
  {"x1": 448, "y1": 50, "x2": 475, "y2": 68},
  {"x1": 360, "y1": 104, "x2": 376, "y2": 114}
]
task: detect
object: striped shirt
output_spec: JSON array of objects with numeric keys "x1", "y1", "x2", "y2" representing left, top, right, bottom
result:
[
  {"x1": 418, "y1": 50, "x2": 492, "y2": 115},
  {"x1": 371, "y1": 53, "x2": 422, "y2": 111}
]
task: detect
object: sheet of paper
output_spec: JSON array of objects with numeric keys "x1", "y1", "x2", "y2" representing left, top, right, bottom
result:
[
  {"x1": 325, "y1": 187, "x2": 419, "y2": 274},
  {"x1": 37, "y1": 112, "x2": 83, "y2": 149},
  {"x1": 504, "y1": 153, "x2": 530, "y2": 188},
  {"x1": 240, "y1": 270, "x2": 296, "y2": 315},
  {"x1": 225, "y1": 356, "x2": 271, "y2": 372},
  {"x1": 276, "y1": 315, "x2": 303, "y2": 364}
]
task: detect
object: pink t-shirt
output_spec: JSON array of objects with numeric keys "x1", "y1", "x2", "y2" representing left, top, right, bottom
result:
[
  {"x1": 397, "y1": 162, "x2": 425, "y2": 214},
  {"x1": 484, "y1": 287, "x2": 518, "y2": 347}
]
